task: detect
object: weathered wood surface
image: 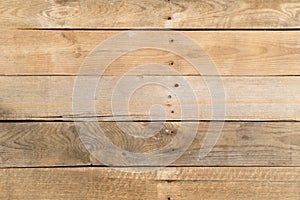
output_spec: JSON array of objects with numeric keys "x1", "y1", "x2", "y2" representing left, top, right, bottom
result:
[
  {"x1": 0, "y1": 122, "x2": 299, "y2": 167},
  {"x1": 0, "y1": 76, "x2": 298, "y2": 121},
  {"x1": 1, "y1": 0, "x2": 300, "y2": 29},
  {"x1": 0, "y1": 167, "x2": 299, "y2": 199},
  {"x1": 1, "y1": 31, "x2": 300, "y2": 76},
  {"x1": 1, "y1": 0, "x2": 300, "y2": 199}
]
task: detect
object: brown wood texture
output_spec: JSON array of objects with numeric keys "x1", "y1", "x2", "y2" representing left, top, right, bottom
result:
[
  {"x1": 0, "y1": 76, "x2": 298, "y2": 121},
  {"x1": 0, "y1": 167, "x2": 299, "y2": 199},
  {"x1": 0, "y1": 122, "x2": 299, "y2": 167},
  {"x1": 1, "y1": 0, "x2": 300, "y2": 29},
  {"x1": 1, "y1": 1, "x2": 300, "y2": 199},
  {"x1": 1, "y1": 31, "x2": 300, "y2": 76}
]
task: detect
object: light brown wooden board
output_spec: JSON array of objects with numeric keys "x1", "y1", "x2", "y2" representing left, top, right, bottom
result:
[
  {"x1": 0, "y1": 76, "x2": 298, "y2": 121},
  {"x1": 1, "y1": 1, "x2": 300, "y2": 198},
  {"x1": 1, "y1": 0, "x2": 300, "y2": 29},
  {"x1": 0, "y1": 167, "x2": 299, "y2": 199},
  {"x1": 0, "y1": 122, "x2": 299, "y2": 167},
  {"x1": 1, "y1": 31, "x2": 300, "y2": 76}
]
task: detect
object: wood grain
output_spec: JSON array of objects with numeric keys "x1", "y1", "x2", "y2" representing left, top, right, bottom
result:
[
  {"x1": 0, "y1": 76, "x2": 298, "y2": 121},
  {"x1": 0, "y1": 167, "x2": 299, "y2": 199},
  {"x1": 1, "y1": 0, "x2": 300, "y2": 29},
  {"x1": 0, "y1": 122, "x2": 299, "y2": 167},
  {"x1": 1, "y1": 0, "x2": 300, "y2": 198},
  {"x1": 1, "y1": 31, "x2": 300, "y2": 76}
]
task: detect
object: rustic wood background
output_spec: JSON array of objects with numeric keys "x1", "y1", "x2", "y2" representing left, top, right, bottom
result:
[{"x1": 0, "y1": 0, "x2": 300, "y2": 199}]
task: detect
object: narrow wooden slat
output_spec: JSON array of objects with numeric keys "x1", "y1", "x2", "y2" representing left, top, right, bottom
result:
[
  {"x1": 0, "y1": 167, "x2": 299, "y2": 199},
  {"x1": 0, "y1": 76, "x2": 298, "y2": 121},
  {"x1": 1, "y1": 0, "x2": 300, "y2": 29},
  {"x1": 1, "y1": 31, "x2": 300, "y2": 76},
  {"x1": 157, "y1": 181, "x2": 300, "y2": 200},
  {"x1": 0, "y1": 122, "x2": 299, "y2": 167}
]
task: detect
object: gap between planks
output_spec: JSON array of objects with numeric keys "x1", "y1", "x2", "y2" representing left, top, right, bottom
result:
[{"x1": 16, "y1": 28, "x2": 300, "y2": 31}]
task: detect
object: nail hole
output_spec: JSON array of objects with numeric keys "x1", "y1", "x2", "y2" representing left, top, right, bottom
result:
[
  {"x1": 171, "y1": 110, "x2": 174, "y2": 114},
  {"x1": 174, "y1": 83, "x2": 179, "y2": 87},
  {"x1": 167, "y1": 16, "x2": 172, "y2": 20},
  {"x1": 167, "y1": 197, "x2": 171, "y2": 200},
  {"x1": 168, "y1": 60, "x2": 174, "y2": 66},
  {"x1": 168, "y1": 95, "x2": 172, "y2": 99},
  {"x1": 169, "y1": 39, "x2": 174, "y2": 43}
]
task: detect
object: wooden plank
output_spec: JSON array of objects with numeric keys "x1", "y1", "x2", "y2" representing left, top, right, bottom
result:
[
  {"x1": 0, "y1": 76, "x2": 298, "y2": 121},
  {"x1": 0, "y1": 122, "x2": 91, "y2": 167},
  {"x1": 0, "y1": 122, "x2": 299, "y2": 167},
  {"x1": 0, "y1": 167, "x2": 299, "y2": 199},
  {"x1": 1, "y1": 30, "x2": 300, "y2": 76},
  {"x1": 1, "y1": 0, "x2": 300, "y2": 29}
]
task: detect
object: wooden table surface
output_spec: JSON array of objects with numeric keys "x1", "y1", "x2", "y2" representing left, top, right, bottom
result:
[{"x1": 0, "y1": 0, "x2": 299, "y2": 199}]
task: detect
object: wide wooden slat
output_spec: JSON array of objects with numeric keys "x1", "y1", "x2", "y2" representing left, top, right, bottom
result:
[
  {"x1": 0, "y1": 167, "x2": 299, "y2": 199},
  {"x1": 0, "y1": 122, "x2": 299, "y2": 167},
  {"x1": 1, "y1": 0, "x2": 300, "y2": 29},
  {"x1": 0, "y1": 76, "x2": 298, "y2": 121},
  {"x1": 1, "y1": 31, "x2": 300, "y2": 76}
]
